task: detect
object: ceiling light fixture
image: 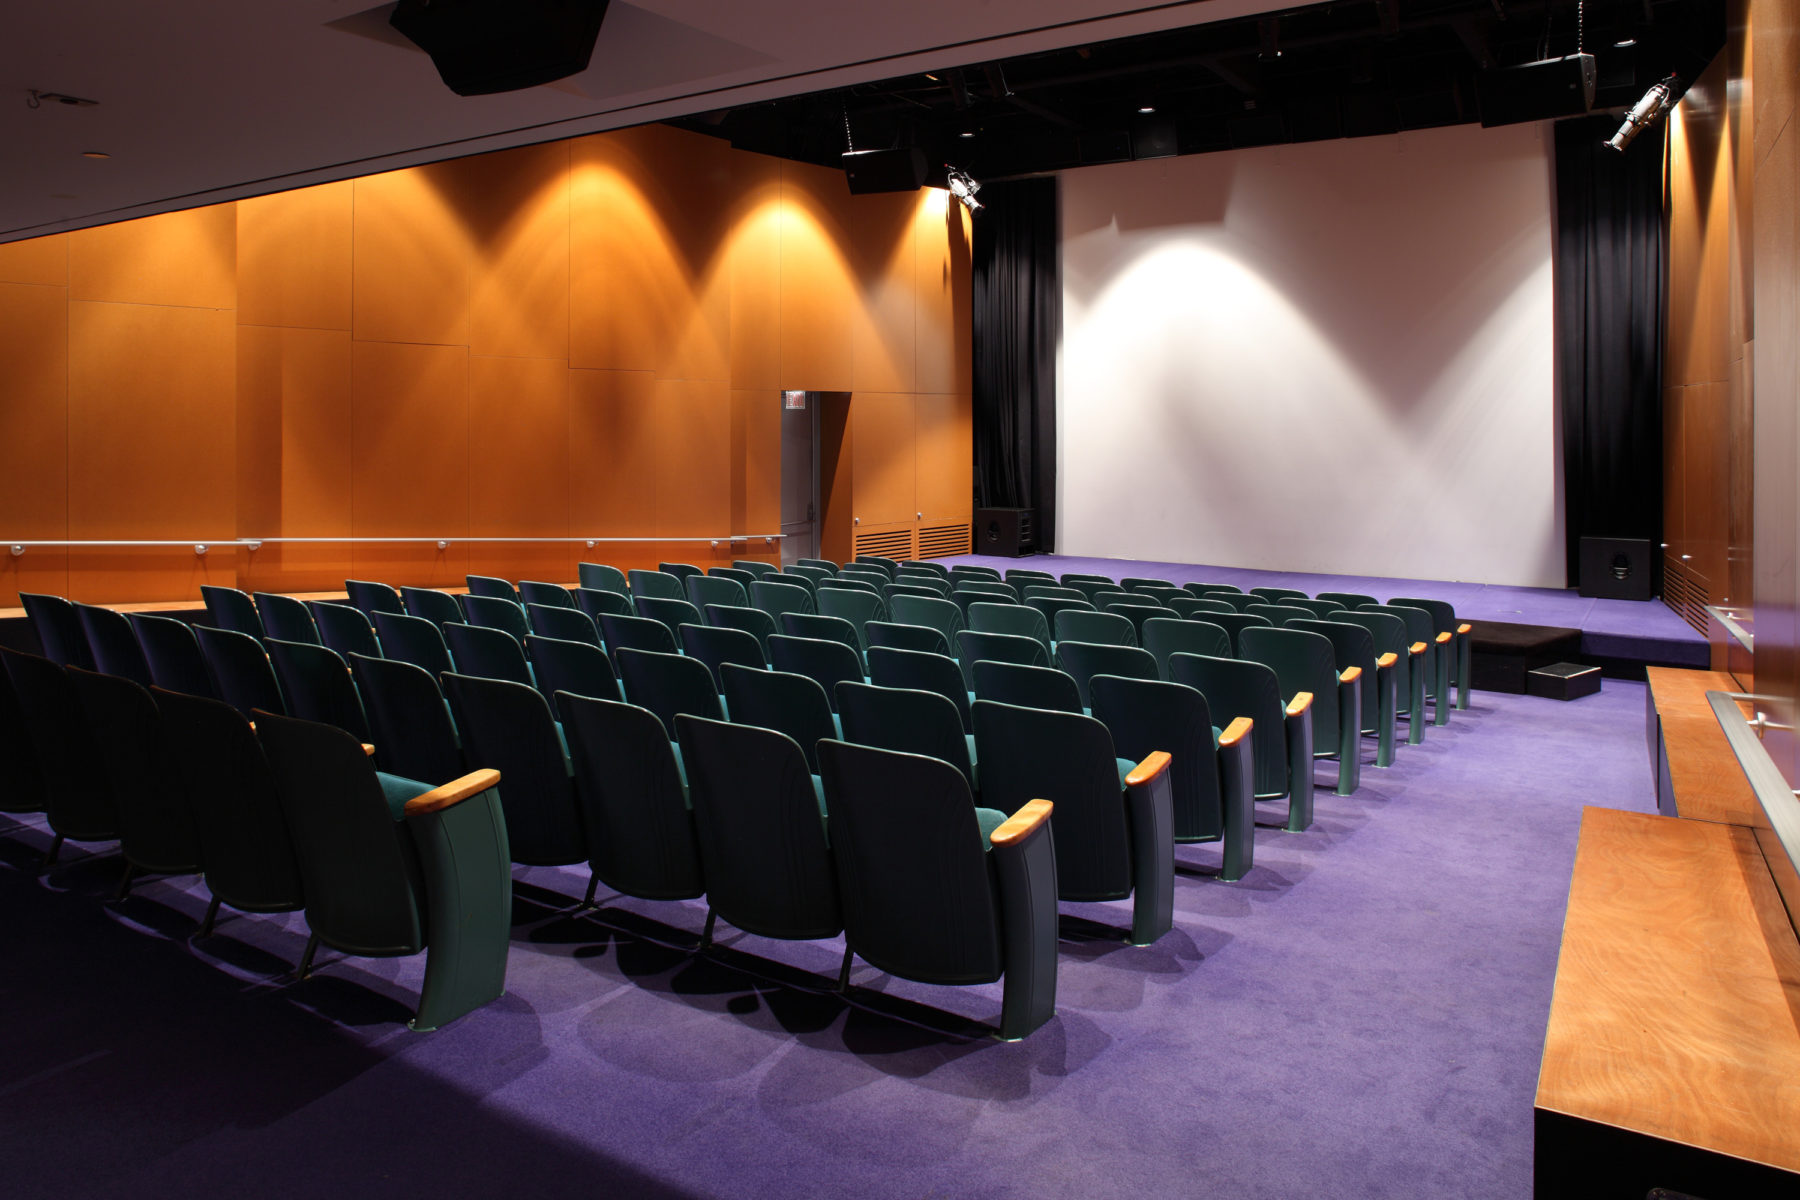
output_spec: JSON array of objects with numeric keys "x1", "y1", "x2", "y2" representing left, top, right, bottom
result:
[
  {"x1": 1614, "y1": 37, "x2": 1637, "y2": 47},
  {"x1": 1137, "y1": 104, "x2": 1157, "y2": 114},
  {"x1": 945, "y1": 165, "x2": 983, "y2": 213},
  {"x1": 958, "y1": 130, "x2": 976, "y2": 138},
  {"x1": 1607, "y1": 74, "x2": 1678, "y2": 151}
]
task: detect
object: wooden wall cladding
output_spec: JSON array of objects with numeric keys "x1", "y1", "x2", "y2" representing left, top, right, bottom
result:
[{"x1": 0, "y1": 123, "x2": 971, "y2": 606}]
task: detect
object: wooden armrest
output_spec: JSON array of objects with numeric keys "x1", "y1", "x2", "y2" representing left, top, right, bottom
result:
[
  {"x1": 1435, "y1": 631, "x2": 1452, "y2": 645},
  {"x1": 362, "y1": 743, "x2": 376, "y2": 757},
  {"x1": 1218, "y1": 716, "x2": 1252, "y2": 748},
  {"x1": 1125, "y1": 750, "x2": 1172, "y2": 788},
  {"x1": 403, "y1": 768, "x2": 502, "y2": 817},
  {"x1": 1376, "y1": 652, "x2": 1397, "y2": 669},
  {"x1": 1457, "y1": 623, "x2": 1472, "y2": 635},
  {"x1": 990, "y1": 798, "x2": 1053, "y2": 847},
  {"x1": 1285, "y1": 691, "x2": 1313, "y2": 717},
  {"x1": 1409, "y1": 641, "x2": 1426, "y2": 655},
  {"x1": 1339, "y1": 666, "x2": 1362, "y2": 685}
]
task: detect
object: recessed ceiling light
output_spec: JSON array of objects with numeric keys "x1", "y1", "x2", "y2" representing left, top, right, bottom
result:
[
  {"x1": 1137, "y1": 105, "x2": 1157, "y2": 114},
  {"x1": 959, "y1": 130, "x2": 975, "y2": 137},
  {"x1": 1615, "y1": 37, "x2": 1637, "y2": 47},
  {"x1": 81, "y1": 151, "x2": 110, "y2": 159}
]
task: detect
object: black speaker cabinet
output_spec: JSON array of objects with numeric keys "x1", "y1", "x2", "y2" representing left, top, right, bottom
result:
[
  {"x1": 1578, "y1": 536, "x2": 1656, "y2": 601},
  {"x1": 843, "y1": 149, "x2": 929, "y2": 195},
  {"x1": 1478, "y1": 53, "x2": 1596, "y2": 127},
  {"x1": 975, "y1": 508, "x2": 1035, "y2": 558},
  {"x1": 390, "y1": 0, "x2": 611, "y2": 96}
]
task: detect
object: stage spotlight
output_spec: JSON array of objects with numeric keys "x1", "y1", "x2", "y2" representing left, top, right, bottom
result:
[
  {"x1": 945, "y1": 166, "x2": 983, "y2": 213},
  {"x1": 1607, "y1": 75, "x2": 1678, "y2": 151}
]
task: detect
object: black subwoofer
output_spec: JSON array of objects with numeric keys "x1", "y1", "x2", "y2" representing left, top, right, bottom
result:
[
  {"x1": 1578, "y1": 536, "x2": 1656, "y2": 601},
  {"x1": 975, "y1": 508, "x2": 1035, "y2": 558}
]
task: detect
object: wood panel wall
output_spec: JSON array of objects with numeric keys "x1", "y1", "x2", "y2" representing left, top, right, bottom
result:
[{"x1": 0, "y1": 124, "x2": 973, "y2": 606}]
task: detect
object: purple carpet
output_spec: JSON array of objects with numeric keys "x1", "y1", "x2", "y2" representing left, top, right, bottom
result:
[
  {"x1": 940, "y1": 551, "x2": 1708, "y2": 668},
  {"x1": 0, "y1": 672, "x2": 1654, "y2": 1198}
]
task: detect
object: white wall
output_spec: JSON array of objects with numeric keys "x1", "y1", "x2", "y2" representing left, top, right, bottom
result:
[{"x1": 1058, "y1": 121, "x2": 1563, "y2": 587}]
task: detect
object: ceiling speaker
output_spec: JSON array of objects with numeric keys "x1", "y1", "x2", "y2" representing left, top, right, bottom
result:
[
  {"x1": 842, "y1": 149, "x2": 929, "y2": 195},
  {"x1": 1478, "y1": 54, "x2": 1596, "y2": 127},
  {"x1": 390, "y1": 0, "x2": 611, "y2": 97}
]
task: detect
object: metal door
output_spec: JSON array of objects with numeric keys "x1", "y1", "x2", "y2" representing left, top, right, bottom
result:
[{"x1": 779, "y1": 391, "x2": 818, "y2": 566}]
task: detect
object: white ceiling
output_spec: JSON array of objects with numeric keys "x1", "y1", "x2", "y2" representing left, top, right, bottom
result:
[{"x1": 1, "y1": 0, "x2": 1286, "y2": 243}]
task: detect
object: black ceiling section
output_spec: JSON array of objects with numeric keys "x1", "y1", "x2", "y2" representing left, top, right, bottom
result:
[{"x1": 667, "y1": 0, "x2": 1723, "y2": 179}]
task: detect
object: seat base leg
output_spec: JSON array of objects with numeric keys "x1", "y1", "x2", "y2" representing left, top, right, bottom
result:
[
  {"x1": 836, "y1": 946, "x2": 854, "y2": 992},
  {"x1": 41, "y1": 833, "x2": 64, "y2": 873},
  {"x1": 581, "y1": 873, "x2": 600, "y2": 909},
  {"x1": 296, "y1": 932, "x2": 321, "y2": 980},
  {"x1": 199, "y1": 894, "x2": 223, "y2": 938},
  {"x1": 699, "y1": 908, "x2": 717, "y2": 950},
  {"x1": 110, "y1": 863, "x2": 136, "y2": 903}
]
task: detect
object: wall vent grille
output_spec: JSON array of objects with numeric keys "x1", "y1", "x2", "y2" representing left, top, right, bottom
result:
[
  {"x1": 853, "y1": 528, "x2": 914, "y2": 560},
  {"x1": 1663, "y1": 561, "x2": 1710, "y2": 634},
  {"x1": 916, "y1": 523, "x2": 971, "y2": 559}
]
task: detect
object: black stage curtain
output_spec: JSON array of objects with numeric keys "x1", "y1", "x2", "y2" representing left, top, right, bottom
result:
[
  {"x1": 972, "y1": 177, "x2": 1060, "y2": 551},
  {"x1": 1554, "y1": 115, "x2": 1665, "y2": 589}
]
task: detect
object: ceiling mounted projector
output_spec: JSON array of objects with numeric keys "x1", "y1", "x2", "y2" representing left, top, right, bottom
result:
[{"x1": 390, "y1": 0, "x2": 611, "y2": 97}]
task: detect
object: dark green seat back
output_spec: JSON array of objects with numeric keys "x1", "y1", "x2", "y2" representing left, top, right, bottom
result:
[
  {"x1": 400, "y1": 587, "x2": 464, "y2": 631},
  {"x1": 444, "y1": 622, "x2": 534, "y2": 687},
  {"x1": 575, "y1": 587, "x2": 633, "y2": 624},
  {"x1": 1250, "y1": 587, "x2": 1308, "y2": 604},
  {"x1": 376, "y1": 611, "x2": 456, "y2": 676},
  {"x1": 1102, "y1": 603, "x2": 1164, "y2": 642},
  {"x1": 1185, "y1": 582, "x2": 1242, "y2": 597},
  {"x1": 1292, "y1": 619, "x2": 1380, "y2": 733},
  {"x1": 1028, "y1": 596, "x2": 1096, "y2": 631},
  {"x1": 837, "y1": 680, "x2": 975, "y2": 791},
  {"x1": 895, "y1": 572, "x2": 951, "y2": 596},
  {"x1": 202, "y1": 585, "x2": 267, "y2": 639},
  {"x1": 578, "y1": 562, "x2": 629, "y2": 594},
  {"x1": 77, "y1": 603, "x2": 153, "y2": 687},
  {"x1": 255, "y1": 592, "x2": 322, "y2": 645},
  {"x1": 1287, "y1": 598, "x2": 1347, "y2": 619},
  {"x1": 1186, "y1": 597, "x2": 1240, "y2": 615},
  {"x1": 1337, "y1": 611, "x2": 1414, "y2": 711},
  {"x1": 562, "y1": 694, "x2": 702, "y2": 901},
  {"x1": 441, "y1": 672, "x2": 585, "y2": 867},
  {"x1": 973, "y1": 700, "x2": 1130, "y2": 900},
  {"x1": 1364, "y1": 604, "x2": 1437, "y2": 690},
  {"x1": 1063, "y1": 580, "x2": 1115, "y2": 603},
  {"x1": 1054, "y1": 608, "x2": 1136, "y2": 648},
  {"x1": 769, "y1": 634, "x2": 864, "y2": 713},
  {"x1": 1021, "y1": 585, "x2": 1082, "y2": 602},
  {"x1": 628, "y1": 569, "x2": 685, "y2": 601},
  {"x1": 1240, "y1": 626, "x2": 1342, "y2": 756},
  {"x1": 1244, "y1": 603, "x2": 1314, "y2": 628},
  {"x1": 1, "y1": 649, "x2": 116, "y2": 841},
  {"x1": 457, "y1": 594, "x2": 528, "y2": 646},
  {"x1": 817, "y1": 588, "x2": 887, "y2": 651},
  {"x1": 255, "y1": 710, "x2": 426, "y2": 956},
  {"x1": 518, "y1": 581, "x2": 577, "y2": 609},
  {"x1": 866, "y1": 646, "x2": 972, "y2": 732},
  {"x1": 1390, "y1": 596, "x2": 1458, "y2": 637},
  {"x1": 703, "y1": 604, "x2": 778, "y2": 660},
  {"x1": 678, "y1": 715, "x2": 841, "y2": 939},
  {"x1": 781, "y1": 613, "x2": 864, "y2": 663},
  {"x1": 1120, "y1": 576, "x2": 1174, "y2": 590},
  {"x1": 957, "y1": 580, "x2": 1020, "y2": 601},
  {"x1": 1169, "y1": 653, "x2": 1287, "y2": 797},
  {"x1": 1056, "y1": 641, "x2": 1159, "y2": 707},
  {"x1": 972, "y1": 660, "x2": 1082, "y2": 714},
  {"x1": 752, "y1": 579, "x2": 815, "y2": 621},
  {"x1": 525, "y1": 634, "x2": 622, "y2": 717},
  {"x1": 1090, "y1": 673, "x2": 1222, "y2": 842},
  {"x1": 818, "y1": 576, "x2": 880, "y2": 596},
  {"x1": 526, "y1": 603, "x2": 601, "y2": 647},
  {"x1": 817, "y1": 739, "x2": 1002, "y2": 984},
  {"x1": 1164, "y1": 596, "x2": 1215, "y2": 620},
  {"x1": 635, "y1": 595, "x2": 704, "y2": 641},
  {"x1": 865, "y1": 619, "x2": 953, "y2": 659},
  {"x1": 797, "y1": 557, "x2": 840, "y2": 574},
  {"x1": 1142, "y1": 617, "x2": 1231, "y2": 678},
  {"x1": 196, "y1": 625, "x2": 285, "y2": 717},
  {"x1": 687, "y1": 574, "x2": 749, "y2": 611},
  {"x1": 615, "y1": 648, "x2": 723, "y2": 742},
  {"x1": 1318, "y1": 591, "x2": 1378, "y2": 609},
  {"x1": 957, "y1": 630, "x2": 1050, "y2": 671},
  {"x1": 154, "y1": 687, "x2": 302, "y2": 913},
  {"x1": 766, "y1": 571, "x2": 822, "y2": 598},
  {"x1": 854, "y1": 555, "x2": 899, "y2": 577},
  {"x1": 658, "y1": 562, "x2": 705, "y2": 585},
  {"x1": 1061, "y1": 573, "x2": 1114, "y2": 586},
  {"x1": 709, "y1": 565, "x2": 758, "y2": 587},
  {"x1": 466, "y1": 574, "x2": 520, "y2": 603},
  {"x1": 679, "y1": 623, "x2": 765, "y2": 688},
  {"x1": 882, "y1": 581, "x2": 941, "y2": 605},
  {"x1": 599, "y1": 612, "x2": 679, "y2": 662},
  {"x1": 1004, "y1": 568, "x2": 1057, "y2": 586},
  {"x1": 130, "y1": 613, "x2": 218, "y2": 699},
  {"x1": 950, "y1": 564, "x2": 1002, "y2": 583},
  {"x1": 968, "y1": 602, "x2": 1052, "y2": 657},
  {"x1": 1201, "y1": 610, "x2": 1274, "y2": 655},
  {"x1": 1221, "y1": 593, "x2": 1264, "y2": 612},
  {"x1": 733, "y1": 559, "x2": 780, "y2": 578},
  {"x1": 311, "y1": 601, "x2": 382, "y2": 660},
  {"x1": 67, "y1": 666, "x2": 199, "y2": 874},
  {"x1": 266, "y1": 637, "x2": 368, "y2": 740},
  {"x1": 350, "y1": 654, "x2": 464, "y2": 785},
  {"x1": 345, "y1": 580, "x2": 406, "y2": 620},
  {"x1": 720, "y1": 663, "x2": 837, "y2": 773},
  {"x1": 900, "y1": 560, "x2": 950, "y2": 579},
  {"x1": 787, "y1": 565, "x2": 835, "y2": 592},
  {"x1": 19, "y1": 593, "x2": 94, "y2": 669}
]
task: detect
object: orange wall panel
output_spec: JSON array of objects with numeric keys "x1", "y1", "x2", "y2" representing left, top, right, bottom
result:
[
  {"x1": 778, "y1": 162, "x2": 855, "y2": 392},
  {"x1": 737, "y1": 389, "x2": 781, "y2": 535},
  {"x1": 66, "y1": 300, "x2": 236, "y2": 600},
  {"x1": 69, "y1": 205, "x2": 236, "y2": 310},
  {"x1": 352, "y1": 164, "x2": 474, "y2": 347},
  {"x1": 915, "y1": 192, "x2": 974, "y2": 396},
  {"x1": 569, "y1": 367, "x2": 658, "y2": 538},
  {"x1": 460, "y1": 142, "x2": 572, "y2": 362},
  {"x1": 0, "y1": 233, "x2": 67, "y2": 286},
  {"x1": 652, "y1": 378, "x2": 731, "y2": 537},
  {"x1": 237, "y1": 181, "x2": 352, "y2": 330},
  {"x1": 914, "y1": 392, "x2": 973, "y2": 521},
  {"x1": 0, "y1": 282, "x2": 70, "y2": 605},
  {"x1": 851, "y1": 392, "x2": 916, "y2": 528},
  {"x1": 850, "y1": 191, "x2": 919, "y2": 394},
  {"x1": 468, "y1": 354, "x2": 573, "y2": 583},
  {"x1": 729, "y1": 151, "x2": 784, "y2": 390},
  {"x1": 350, "y1": 340, "x2": 469, "y2": 586}
]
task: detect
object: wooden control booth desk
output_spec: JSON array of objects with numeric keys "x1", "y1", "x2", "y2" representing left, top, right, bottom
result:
[{"x1": 1534, "y1": 670, "x2": 1800, "y2": 1197}]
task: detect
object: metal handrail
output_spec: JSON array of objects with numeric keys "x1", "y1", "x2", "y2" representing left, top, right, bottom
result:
[
  {"x1": 6, "y1": 534, "x2": 786, "y2": 556},
  {"x1": 1707, "y1": 690, "x2": 1800, "y2": 916}
]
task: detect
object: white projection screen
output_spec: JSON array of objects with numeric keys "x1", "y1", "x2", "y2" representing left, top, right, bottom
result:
[{"x1": 1057, "y1": 121, "x2": 1564, "y2": 587}]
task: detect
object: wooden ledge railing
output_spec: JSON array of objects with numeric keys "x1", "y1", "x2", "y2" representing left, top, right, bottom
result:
[{"x1": 6, "y1": 534, "x2": 789, "y2": 557}]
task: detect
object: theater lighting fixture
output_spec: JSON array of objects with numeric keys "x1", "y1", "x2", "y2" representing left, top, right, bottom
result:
[
  {"x1": 1606, "y1": 75, "x2": 1678, "y2": 151},
  {"x1": 945, "y1": 166, "x2": 983, "y2": 213}
]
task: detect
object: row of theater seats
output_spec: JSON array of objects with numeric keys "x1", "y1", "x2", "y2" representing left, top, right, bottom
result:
[{"x1": 5, "y1": 555, "x2": 1471, "y2": 1039}]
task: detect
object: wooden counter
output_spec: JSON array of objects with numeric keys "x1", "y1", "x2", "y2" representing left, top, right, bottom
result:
[{"x1": 1535, "y1": 807, "x2": 1800, "y2": 1197}]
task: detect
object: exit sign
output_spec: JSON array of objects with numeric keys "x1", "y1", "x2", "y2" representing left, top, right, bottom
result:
[{"x1": 784, "y1": 391, "x2": 806, "y2": 410}]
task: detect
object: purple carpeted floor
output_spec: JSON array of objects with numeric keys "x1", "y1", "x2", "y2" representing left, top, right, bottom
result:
[
  {"x1": 1, "y1": 671, "x2": 1654, "y2": 1198},
  {"x1": 939, "y1": 551, "x2": 1708, "y2": 668}
]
